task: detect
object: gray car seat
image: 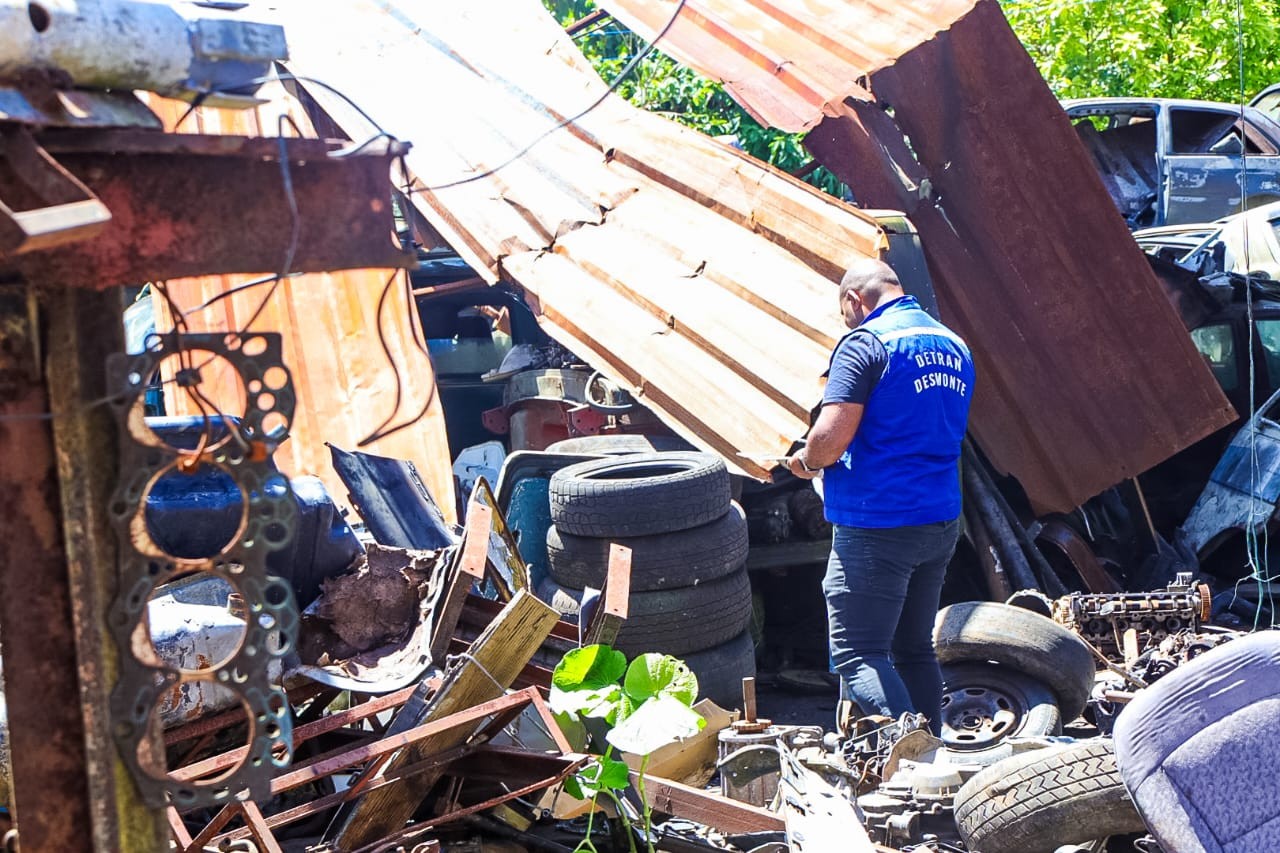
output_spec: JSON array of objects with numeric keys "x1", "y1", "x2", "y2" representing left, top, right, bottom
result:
[{"x1": 1112, "y1": 630, "x2": 1280, "y2": 852}]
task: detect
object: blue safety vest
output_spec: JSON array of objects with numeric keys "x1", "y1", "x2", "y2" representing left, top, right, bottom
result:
[{"x1": 823, "y1": 296, "x2": 975, "y2": 528}]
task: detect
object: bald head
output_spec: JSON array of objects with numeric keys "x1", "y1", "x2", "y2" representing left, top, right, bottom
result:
[{"x1": 838, "y1": 258, "x2": 904, "y2": 328}]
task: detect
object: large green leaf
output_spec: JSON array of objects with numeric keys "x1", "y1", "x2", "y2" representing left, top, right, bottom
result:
[
  {"x1": 549, "y1": 683, "x2": 624, "y2": 721},
  {"x1": 552, "y1": 710, "x2": 588, "y2": 752},
  {"x1": 552, "y1": 645, "x2": 627, "y2": 692},
  {"x1": 623, "y1": 653, "x2": 698, "y2": 706},
  {"x1": 564, "y1": 754, "x2": 632, "y2": 799},
  {"x1": 606, "y1": 694, "x2": 706, "y2": 756}
]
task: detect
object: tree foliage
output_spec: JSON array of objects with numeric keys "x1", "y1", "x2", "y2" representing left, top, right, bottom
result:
[
  {"x1": 1000, "y1": 0, "x2": 1280, "y2": 102},
  {"x1": 542, "y1": 0, "x2": 846, "y2": 196},
  {"x1": 545, "y1": 0, "x2": 1280, "y2": 195}
]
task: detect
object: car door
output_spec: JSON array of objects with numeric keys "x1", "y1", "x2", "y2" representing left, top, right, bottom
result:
[
  {"x1": 1064, "y1": 101, "x2": 1162, "y2": 226},
  {"x1": 1163, "y1": 106, "x2": 1280, "y2": 224}
]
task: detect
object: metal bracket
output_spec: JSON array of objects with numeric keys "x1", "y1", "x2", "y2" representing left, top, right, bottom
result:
[
  {"x1": 480, "y1": 405, "x2": 509, "y2": 435},
  {"x1": 0, "y1": 125, "x2": 111, "y2": 255},
  {"x1": 566, "y1": 404, "x2": 608, "y2": 436}
]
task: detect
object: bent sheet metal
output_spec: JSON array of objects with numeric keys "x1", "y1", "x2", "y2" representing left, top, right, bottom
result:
[
  {"x1": 270, "y1": 0, "x2": 894, "y2": 480},
  {"x1": 600, "y1": 0, "x2": 1236, "y2": 512}
]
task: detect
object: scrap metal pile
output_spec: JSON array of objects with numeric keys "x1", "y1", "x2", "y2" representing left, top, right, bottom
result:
[{"x1": 4, "y1": 1, "x2": 1280, "y2": 852}]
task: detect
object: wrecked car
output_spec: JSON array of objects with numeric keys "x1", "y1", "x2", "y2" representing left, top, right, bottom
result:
[
  {"x1": 1066, "y1": 97, "x2": 1280, "y2": 228},
  {"x1": 1136, "y1": 198, "x2": 1280, "y2": 281}
]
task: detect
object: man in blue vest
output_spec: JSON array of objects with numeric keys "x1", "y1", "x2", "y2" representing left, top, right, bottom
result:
[{"x1": 787, "y1": 258, "x2": 974, "y2": 735}]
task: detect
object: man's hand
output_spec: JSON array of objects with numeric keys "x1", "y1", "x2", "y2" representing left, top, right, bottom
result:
[{"x1": 787, "y1": 455, "x2": 818, "y2": 480}]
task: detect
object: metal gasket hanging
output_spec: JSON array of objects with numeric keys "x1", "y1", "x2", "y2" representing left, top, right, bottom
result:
[{"x1": 106, "y1": 331, "x2": 299, "y2": 808}]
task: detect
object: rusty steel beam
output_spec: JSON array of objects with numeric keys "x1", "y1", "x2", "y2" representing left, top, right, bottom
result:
[
  {"x1": 0, "y1": 286, "x2": 94, "y2": 852},
  {"x1": 46, "y1": 285, "x2": 171, "y2": 852},
  {"x1": 0, "y1": 285, "x2": 166, "y2": 852},
  {"x1": 197, "y1": 745, "x2": 476, "y2": 849},
  {"x1": 203, "y1": 748, "x2": 585, "y2": 850},
  {"x1": 181, "y1": 692, "x2": 579, "y2": 850},
  {"x1": 1, "y1": 128, "x2": 410, "y2": 288},
  {"x1": 163, "y1": 681, "x2": 331, "y2": 747},
  {"x1": 173, "y1": 682, "x2": 422, "y2": 782}
]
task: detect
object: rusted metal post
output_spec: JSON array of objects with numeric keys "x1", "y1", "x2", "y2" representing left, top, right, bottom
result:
[
  {"x1": 0, "y1": 285, "x2": 94, "y2": 852},
  {"x1": 0, "y1": 285, "x2": 165, "y2": 852},
  {"x1": 583, "y1": 543, "x2": 630, "y2": 647}
]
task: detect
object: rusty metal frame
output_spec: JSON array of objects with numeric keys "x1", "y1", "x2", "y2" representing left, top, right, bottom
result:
[
  {"x1": 171, "y1": 686, "x2": 581, "y2": 851},
  {"x1": 1, "y1": 126, "x2": 411, "y2": 286},
  {"x1": 0, "y1": 125, "x2": 111, "y2": 255}
]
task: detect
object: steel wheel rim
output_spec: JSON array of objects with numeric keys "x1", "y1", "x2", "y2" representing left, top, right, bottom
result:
[{"x1": 939, "y1": 682, "x2": 1026, "y2": 750}]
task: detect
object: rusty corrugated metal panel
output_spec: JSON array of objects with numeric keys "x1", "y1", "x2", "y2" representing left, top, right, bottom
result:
[
  {"x1": 600, "y1": 0, "x2": 977, "y2": 132},
  {"x1": 801, "y1": 0, "x2": 1236, "y2": 512},
  {"x1": 596, "y1": 0, "x2": 1236, "y2": 512},
  {"x1": 273, "y1": 0, "x2": 891, "y2": 479},
  {"x1": 145, "y1": 92, "x2": 457, "y2": 521}
]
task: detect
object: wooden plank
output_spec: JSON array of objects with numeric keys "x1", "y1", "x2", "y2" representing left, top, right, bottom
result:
[
  {"x1": 631, "y1": 772, "x2": 784, "y2": 834},
  {"x1": 462, "y1": 592, "x2": 581, "y2": 645},
  {"x1": 584, "y1": 543, "x2": 631, "y2": 647},
  {"x1": 333, "y1": 589, "x2": 561, "y2": 848},
  {"x1": 429, "y1": 503, "x2": 490, "y2": 661}
]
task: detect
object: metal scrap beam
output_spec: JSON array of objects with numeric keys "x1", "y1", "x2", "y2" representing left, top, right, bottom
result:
[
  {"x1": 0, "y1": 285, "x2": 166, "y2": 852},
  {"x1": 1, "y1": 128, "x2": 410, "y2": 287}
]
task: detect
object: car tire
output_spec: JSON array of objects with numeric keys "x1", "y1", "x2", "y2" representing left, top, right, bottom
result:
[
  {"x1": 682, "y1": 630, "x2": 756, "y2": 711},
  {"x1": 546, "y1": 434, "x2": 694, "y2": 455},
  {"x1": 953, "y1": 739, "x2": 1146, "y2": 853},
  {"x1": 549, "y1": 452, "x2": 731, "y2": 537},
  {"x1": 939, "y1": 662, "x2": 1062, "y2": 757},
  {"x1": 545, "y1": 504, "x2": 747, "y2": 591},
  {"x1": 934, "y1": 602, "x2": 1095, "y2": 721},
  {"x1": 536, "y1": 569, "x2": 753, "y2": 658}
]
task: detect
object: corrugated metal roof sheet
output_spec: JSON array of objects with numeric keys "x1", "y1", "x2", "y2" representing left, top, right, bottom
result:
[
  {"x1": 599, "y1": 0, "x2": 1237, "y2": 512},
  {"x1": 273, "y1": 0, "x2": 892, "y2": 479},
  {"x1": 601, "y1": 0, "x2": 978, "y2": 132},
  {"x1": 144, "y1": 91, "x2": 458, "y2": 521}
]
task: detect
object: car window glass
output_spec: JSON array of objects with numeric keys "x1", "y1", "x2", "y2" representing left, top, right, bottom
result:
[
  {"x1": 1257, "y1": 319, "x2": 1280, "y2": 402},
  {"x1": 1190, "y1": 324, "x2": 1238, "y2": 391},
  {"x1": 1169, "y1": 108, "x2": 1260, "y2": 155},
  {"x1": 1255, "y1": 91, "x2": 1280, "y2": 123},
  {"x1": 425, "y1": 304, "x2": 513, "y2": 375}
]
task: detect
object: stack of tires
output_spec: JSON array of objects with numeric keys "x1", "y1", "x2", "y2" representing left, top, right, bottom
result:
[{"x1": 537, "y1": 451, "x2": 755, "y2": 710}]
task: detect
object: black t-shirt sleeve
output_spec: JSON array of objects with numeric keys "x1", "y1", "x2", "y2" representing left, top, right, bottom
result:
[{"x1": 824, "y1": 330, "x2": 887, "y2": 405}]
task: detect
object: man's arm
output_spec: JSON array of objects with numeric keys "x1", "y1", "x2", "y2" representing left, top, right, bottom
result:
[{"x1": 786, "y1": 402, "x2": 863, "y2": 479}]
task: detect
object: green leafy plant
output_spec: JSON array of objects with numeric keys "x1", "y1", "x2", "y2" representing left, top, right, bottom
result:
[{"x1": 549, "y1": 644, "x2": 706, "y2": 853}]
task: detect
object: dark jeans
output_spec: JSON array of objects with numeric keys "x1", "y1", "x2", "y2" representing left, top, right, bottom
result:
[{"x1": 823, "y1": 519, "x2": 959, "y2": 734}]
